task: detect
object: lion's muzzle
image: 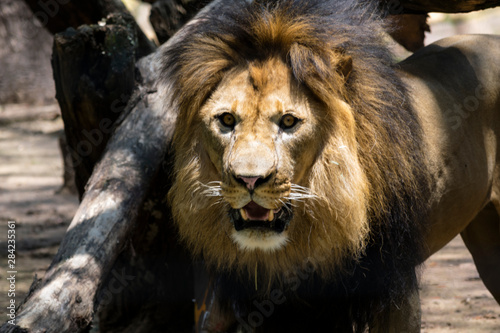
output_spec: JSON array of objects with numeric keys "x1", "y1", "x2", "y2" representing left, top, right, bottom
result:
[{"x1": 224, "y1": 170, "x2": 293, "y2": 251}]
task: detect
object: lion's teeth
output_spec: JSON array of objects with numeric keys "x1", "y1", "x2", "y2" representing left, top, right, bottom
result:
[
  {"x1": 268, "y1": 209, "x2": 274, "y2": 222},
  {"x1": 240, "y1": 209, "x2": 248, "y2": 221}
]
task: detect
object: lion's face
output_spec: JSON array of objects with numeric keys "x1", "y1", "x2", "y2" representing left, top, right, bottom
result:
[
  {"x1": 169, "y1": 58, "x2": 370, "y2": 277},
  {"x1": 198, "y1": 59, "x2": 322, "y2": 251}
]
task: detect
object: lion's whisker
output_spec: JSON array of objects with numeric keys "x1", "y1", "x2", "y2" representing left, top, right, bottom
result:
[
  {"x1": 289, "y1": 184, "x2": 318, "y2": 201},
  {"x1": 290, "y1": 184, "x2": 312, "y2": 190},
  {"x1": 198, "y1": 181, "x2": 223, "y2": 197},
  {"x1": 289, "y1": 188, "x2": 313, "y2": 195},
  {"x1": 202, "y1": 189, "x2": 222, "y2": 197},
  {"x1": 285, "y1": 198, "x2": 305, "y2": 204},
  {"x1": 284, "y1": 201, "x2": 296, "y2": 212},
  {"x1": 209, "y1": 199, "x2": 224, "y2": 207}
]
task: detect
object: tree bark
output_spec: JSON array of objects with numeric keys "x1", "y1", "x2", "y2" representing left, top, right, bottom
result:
[
  {"x1": 397, "y1": 0, "x2": 500, "y2": 13},
  {"x1": 51, "y1": 13, "x2": 139, "y2": 198},
  {"x1": 22, "y1": 0, "x2": 155, "y2": 58}
]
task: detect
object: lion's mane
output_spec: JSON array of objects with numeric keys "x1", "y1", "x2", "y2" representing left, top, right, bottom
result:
[{"x1": 161, "y1": 0, "x2": 431, "y2": 330}]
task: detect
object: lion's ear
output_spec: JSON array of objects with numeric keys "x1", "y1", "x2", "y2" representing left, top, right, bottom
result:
[{"x1": 337, "y1": 55, "x2": 353, "y2": 81}]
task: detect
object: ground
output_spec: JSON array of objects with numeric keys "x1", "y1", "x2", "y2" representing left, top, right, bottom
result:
[{"x1": 0, "y1": 104, "x2": 499, "y2": 331}]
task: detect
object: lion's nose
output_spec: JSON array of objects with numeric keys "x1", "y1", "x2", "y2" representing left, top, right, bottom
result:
[
  {"x1": 236, "y1": 174, "x2": 272, "y2": 191},
  {"x1": 238, "y1": 176, "x2": 260, "y2": 190}
]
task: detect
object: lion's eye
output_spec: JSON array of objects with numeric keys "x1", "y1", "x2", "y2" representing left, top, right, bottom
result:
[
  {"x1": 218, "y1": 112, "x2": 236, "y2": 128},
  {"x1": 280, "y1": 114, "x2": 299, "y2": 130}
]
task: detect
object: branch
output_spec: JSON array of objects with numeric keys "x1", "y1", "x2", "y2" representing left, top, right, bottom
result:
[{"x1": 386, "y1": 0, "x2": 500, "y2": 13}]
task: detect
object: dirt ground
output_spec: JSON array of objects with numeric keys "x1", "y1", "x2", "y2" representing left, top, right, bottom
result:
[{"x1": 0, "y1": 105, "x2": 499, "y2": 331}]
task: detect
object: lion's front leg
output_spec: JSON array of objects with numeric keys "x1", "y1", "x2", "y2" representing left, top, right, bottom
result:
[
  {"x1": 460, "y1": 202, "x2": 500, "y2": 304},
  {"x1": 369, "y1": 288, "x2": 421, "y2": 333}
]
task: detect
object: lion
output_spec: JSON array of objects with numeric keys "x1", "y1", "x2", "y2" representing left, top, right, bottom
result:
[{"x1": 160, "y1": 0, "x2": 500, "y2": 332}]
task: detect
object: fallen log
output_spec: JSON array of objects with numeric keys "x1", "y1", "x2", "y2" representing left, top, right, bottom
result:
[{"x1": 0, "y1": 62, "x2": 167, "y2": 333}]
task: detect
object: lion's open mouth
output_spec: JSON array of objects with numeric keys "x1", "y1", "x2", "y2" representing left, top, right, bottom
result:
[{"x1": 229, "y1": 201, "x2": 292, "y2": 233}]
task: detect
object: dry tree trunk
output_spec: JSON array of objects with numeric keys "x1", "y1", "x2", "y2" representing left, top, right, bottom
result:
[
  {"x1": 52, "y1": 13, "x2": 139, "y2": 198},
  {"x1": 21, "y1": 0, "x2": 158, "y2": 196},
  {"x1": 23, "y1": 0, "x2": 155, "y2": 58},
  {"x1": 19, "y1": 0, "x2": 202, "y2": 198}
]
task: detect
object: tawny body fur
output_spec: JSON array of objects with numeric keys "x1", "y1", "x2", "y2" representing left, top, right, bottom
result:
[
  {"x1": 402, "y1": 34, "x2": 500, "y2": 258},
  {"x1": 402, "y1": 33, "x2": 500, "y2": 302}
]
